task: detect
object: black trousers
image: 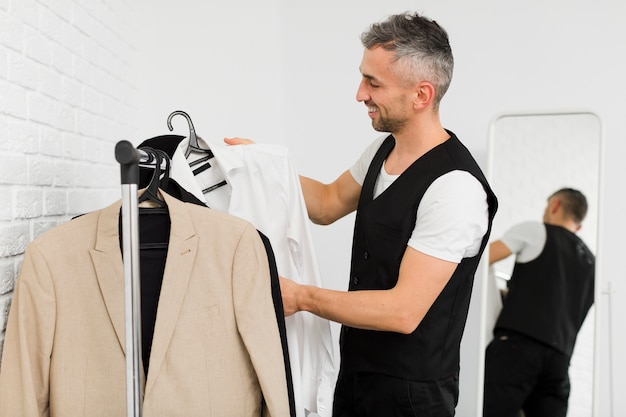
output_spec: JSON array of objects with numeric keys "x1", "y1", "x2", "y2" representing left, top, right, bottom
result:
[
  {"x1": 483, "y1": 331, "x2": 571, "y2": 417},
  {"x1": 332, "y1": 370, "x2": 458, "y2": 417}
]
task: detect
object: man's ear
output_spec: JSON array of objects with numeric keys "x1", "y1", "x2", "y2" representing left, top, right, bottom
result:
[{"x1": 413, "y1": 81, "x2": 436, "y2": 109}]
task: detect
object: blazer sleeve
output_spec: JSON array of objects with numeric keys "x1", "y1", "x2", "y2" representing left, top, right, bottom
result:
[
  {"x1": 257, "y1": 231, "x2": 296, "y2": 417},
  {"x1": 0, "y1": 243, "x2": 56, "y2": 417},
  {"x1": 231, "y1": 225, "x2": 292, "y2": 417}
]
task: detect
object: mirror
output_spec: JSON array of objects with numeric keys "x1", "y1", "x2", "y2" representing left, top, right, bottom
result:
[{"x1": 482, "y1": 111, "x2": 602, "y2": 417}]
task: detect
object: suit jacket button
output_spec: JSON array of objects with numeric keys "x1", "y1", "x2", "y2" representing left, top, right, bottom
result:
[
  {"x1": 363, "y1": 251, "x2": 369, "y2": 259},
  {"x1": 352, "y1": 276, "x2": 359, "y2": 285}
]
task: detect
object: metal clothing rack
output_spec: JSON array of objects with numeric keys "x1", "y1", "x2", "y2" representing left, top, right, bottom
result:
[
  {"x1": 114, "y1": 140, "x2": 155, "y2": 417},
  {"x1": 113, "y1": 112, "x2": 186, "y2": 417}
]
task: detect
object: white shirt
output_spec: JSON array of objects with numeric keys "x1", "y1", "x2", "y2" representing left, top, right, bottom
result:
[
  {"x1": 170, "y1": 137, "x2": 337, "y2": 417},
  {"x1": 349, "y1": 135, "x2": 489, "y2": 263},
  {"x1": 500, "y1": 221, "x2": 547, "y2": 264}
]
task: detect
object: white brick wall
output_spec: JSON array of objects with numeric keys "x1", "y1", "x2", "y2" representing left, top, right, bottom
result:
[{"x1": 0, "y1": 0, "x2": 138, "y2": 363}]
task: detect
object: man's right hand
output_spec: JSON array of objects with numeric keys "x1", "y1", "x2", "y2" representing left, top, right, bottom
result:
[{"x1": 224, "y1": 137, "x2": 255, "y2": 145}]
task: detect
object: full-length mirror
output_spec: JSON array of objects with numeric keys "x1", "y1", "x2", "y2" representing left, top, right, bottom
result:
[{"x1": 482, "y1": 112, "x2": 601, "y2": 417}]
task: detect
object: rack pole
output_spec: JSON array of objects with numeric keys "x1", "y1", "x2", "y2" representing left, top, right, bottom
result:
[{"x1": 115, "y1": 140, "x2": 147, "y2": 417}]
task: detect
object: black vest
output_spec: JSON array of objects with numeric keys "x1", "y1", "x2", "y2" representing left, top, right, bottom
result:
[
  {"x1": 494, "y1": 224, "x2": 595, "y2": 356},
  {"x1": 339, "y1": 132, "x2": 497, "y2": 380}
]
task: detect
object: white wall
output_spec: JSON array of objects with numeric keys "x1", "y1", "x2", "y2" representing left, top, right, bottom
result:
[
  {"x1": 130, "y1": 0, "x2": 287, "y2": 146},
  {"x1": 1, "y1": 0, "x2": 624, "y2": 415}
]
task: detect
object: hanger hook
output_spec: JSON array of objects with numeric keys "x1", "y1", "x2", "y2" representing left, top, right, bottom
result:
[{"x1": 167, "y1": 110, "x2": 198, "y2": 156}]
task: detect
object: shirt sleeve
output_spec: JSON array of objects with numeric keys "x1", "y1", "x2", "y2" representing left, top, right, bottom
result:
[
  {"x1": 348, "y1": 135, "x2": 388, "y2": 185},
  {"x1": 407, "y1": 171, "x2": 489, "y2": 263},
  {"x1": 500, "y1": 221, "x2": 546, "y2": 263}
]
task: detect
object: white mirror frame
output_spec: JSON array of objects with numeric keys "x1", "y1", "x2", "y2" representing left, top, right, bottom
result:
[{"x1": 477, "y1": 110, "x2": 604, "y2": 417}]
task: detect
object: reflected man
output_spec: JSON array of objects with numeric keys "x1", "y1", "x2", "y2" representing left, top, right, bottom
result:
[{"x1": 483, "y1": 188, "x2": 595, "y2": 417}]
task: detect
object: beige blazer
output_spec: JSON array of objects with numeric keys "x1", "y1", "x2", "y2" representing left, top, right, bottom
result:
[{"x1": 0, "y1": 191, "x2": 291, "y2": 417}]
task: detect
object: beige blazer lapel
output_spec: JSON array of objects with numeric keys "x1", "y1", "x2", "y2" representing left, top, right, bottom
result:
[
  {"x1": 85, "y1": 191, "x2": 200, "y2": 396},
  {"x1": 89, "y1": 200, "x2": 127, "y2": 355},
  {"x1": 144, "y1": 191, "x2": 199, "y2": 395}
]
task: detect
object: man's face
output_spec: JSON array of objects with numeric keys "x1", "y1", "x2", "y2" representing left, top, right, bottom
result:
[{"x1": 356, "y1": 46, "x2": 415, "y2": 134}]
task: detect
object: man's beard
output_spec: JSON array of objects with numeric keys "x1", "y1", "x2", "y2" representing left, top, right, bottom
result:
[{"x1": 372, "y1": 114, "x2": 407, "y2": 133}]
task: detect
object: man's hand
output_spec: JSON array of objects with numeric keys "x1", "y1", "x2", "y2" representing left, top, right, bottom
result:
[
  {"x1": 279, "y1": 276, "x2": 301, "y2": 317},
  {"x1": 224, "y1": 137, "x2": 255, "y2": 145}
]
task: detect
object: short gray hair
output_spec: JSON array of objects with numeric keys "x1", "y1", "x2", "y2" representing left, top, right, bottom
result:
[{"x1": 361, "y1": 12, "x2": 454, "y2": 110}]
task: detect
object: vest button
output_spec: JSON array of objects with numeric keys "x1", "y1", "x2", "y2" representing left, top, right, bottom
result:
[
  {"x1": 352, "y1": 276, "x2": 359, "y2": 285},
  {"x1": 363, "y1": 251, "x2": 369, "y2": 259}
]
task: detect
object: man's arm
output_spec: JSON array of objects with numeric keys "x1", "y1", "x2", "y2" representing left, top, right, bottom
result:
[
  {"x1": 299, "y1": 170, "x2": 361, "y2": 225},
  {"x1": 489, "y1": 240, "x2": 512, "y2": 265},
  {"x1": 280, "y1": 246, "x2": 458, "y2": 334}
]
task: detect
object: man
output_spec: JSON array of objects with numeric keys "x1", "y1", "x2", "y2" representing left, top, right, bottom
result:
[
  {"x1": 266, "y1": 12, "x2": 497, "y2": 416},
  {"x1": 483, "y1": 188, "x2": 595, "y2": 417}
]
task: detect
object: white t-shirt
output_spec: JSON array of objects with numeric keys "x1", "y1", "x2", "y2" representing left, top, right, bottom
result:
[
  {"x1": 349, "y1": 135, "x2": 489, "y2": 263},
  {"x1": 500, "y1": 221, "x2": 547, "y2": 264}
]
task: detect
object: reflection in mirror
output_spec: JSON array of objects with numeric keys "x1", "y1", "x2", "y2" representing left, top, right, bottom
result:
[{"x1": 483, "y1": 112, "x2": 601, "y2": 417}]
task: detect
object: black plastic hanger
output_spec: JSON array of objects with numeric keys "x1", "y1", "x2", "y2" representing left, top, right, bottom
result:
[
  {"x1": 167, "y1": 110, "x2": 211, "y2": 158},
  {"x1": 165, "y1": 110, "x2": 225, "y2": 194},
  {"x1": 135, "y1": 147, "x2": 170, "y2": 250},
  {"x1": 137, "y1": 147, "x2": 169, "y2": 209}
]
